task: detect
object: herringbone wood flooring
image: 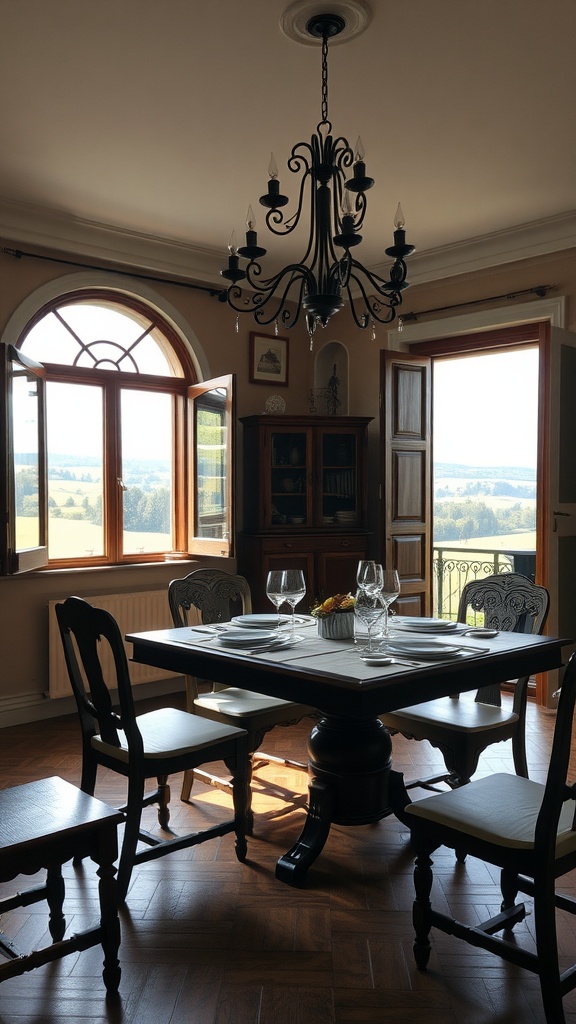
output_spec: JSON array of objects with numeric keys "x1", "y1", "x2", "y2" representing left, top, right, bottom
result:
[{"x1": 0, "y1": 691, "x2": 575, "y2": 1024}]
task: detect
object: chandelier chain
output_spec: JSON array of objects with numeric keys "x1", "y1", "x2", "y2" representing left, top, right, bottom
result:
[{"x1": 321, "y1": 32, "x2": 329, "y2": 123}]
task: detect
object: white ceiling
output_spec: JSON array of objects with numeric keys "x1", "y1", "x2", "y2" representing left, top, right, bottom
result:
[{"x1": 1, "y1": 0, "x2": 576, "y2": 289}]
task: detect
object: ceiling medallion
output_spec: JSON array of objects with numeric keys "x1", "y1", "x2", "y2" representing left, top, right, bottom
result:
[{"x1": 280, "y1": 0, "x2": 372, "y2": 46}]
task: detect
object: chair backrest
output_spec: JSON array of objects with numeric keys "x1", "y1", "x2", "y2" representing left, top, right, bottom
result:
[
  {"x1": 535, "y1": 650, "x2": 576, "y2": 860},
  {"x1": 168, "y1": 568, "x2": 252, "y2": 627},
  {"x1": 457, "y1": 573, "x2": 549, "y2": 706},
  {"x1": 457, "y1": 572, "x2": 549, "y2": 635},
  {"x1": 55, "y1": 596, "x2": 142, "y2": 754}
]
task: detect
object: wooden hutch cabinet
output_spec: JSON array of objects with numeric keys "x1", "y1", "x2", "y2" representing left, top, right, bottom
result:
[{"x1": 238, "y1": 415, "x2": 372, "y2": 611}]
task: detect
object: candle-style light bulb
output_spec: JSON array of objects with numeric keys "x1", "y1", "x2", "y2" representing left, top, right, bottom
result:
[
  {"x1": 346, "y1": 135, "x2": 373, "y2": 192},
  {"x1": 221, "y1": 228, "x2": 246, "y2": 284},
  {"x1": 385, "y1": 200, "x2": 414, "y2": 264},
  {"x1": 342, "y1": 190, "x2": 353, "y2": 217},
  {"x1": 354, "y1": 136, "x2": 365, "y2": 163},
  {"x1": 238, "y1": 203, "x2": 266, "y2": 260},
  {"x1": 260, "y1": 151, "x2": 288, "y2": 209}
]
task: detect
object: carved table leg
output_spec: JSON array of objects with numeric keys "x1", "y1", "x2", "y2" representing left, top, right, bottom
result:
[
  {"x1": 275, "y1": 777, "x2": 333, "y2": 885},
  {"x1": 275, "y1": 713, "x2": 394, "y2": 885}
]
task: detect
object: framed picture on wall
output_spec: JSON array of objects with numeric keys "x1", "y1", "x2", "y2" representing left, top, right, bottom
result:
[{"x1": 250, "y1": 332, "x2": 289, "y2": 386}]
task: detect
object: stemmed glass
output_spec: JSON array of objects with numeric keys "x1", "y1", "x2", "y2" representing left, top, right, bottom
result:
[
  {"x1": 354, "y1": 588, "x2": 386, "y2": 653},
  {"x1": 356, "y1": 560, "x2": 384, "y2": 596},
  {"x1": 281, "y1": 569, "x2": 306, "y2": 639},
  {"x1": 266, "y1": 570, "x2": 286, "y2": 630},
  {"x1": 380, "y1": 569, "x2": 400, "y2": 639}
]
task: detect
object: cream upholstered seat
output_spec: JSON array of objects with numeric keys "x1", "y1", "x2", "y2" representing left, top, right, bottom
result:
[
  {"x1": 381, "y1": 573, "x2": 549, "y2": 790},
  {"x1": 406, "y1": 650, "x2": 576, "y2": 1024},
  {"x1": 56, "y1": 596, "x2": 249, "y2": 903},
  {"x1": 169, "y1": 568, "x2": 314, "y2": 832}
]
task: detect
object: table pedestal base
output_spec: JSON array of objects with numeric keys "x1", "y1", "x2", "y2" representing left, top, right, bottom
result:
[{"x1": 275, "y1": 714, "x2": 403, "y2": 885}]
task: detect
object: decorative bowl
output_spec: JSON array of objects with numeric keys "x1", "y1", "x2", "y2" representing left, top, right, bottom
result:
[{"x1": 317, "y1": 611, "x2": 354, "y2": 640}]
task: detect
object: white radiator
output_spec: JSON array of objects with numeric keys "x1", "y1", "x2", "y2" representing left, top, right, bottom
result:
[{"x1": 48, "y1": 591, "x2": 178, "y2": 699}]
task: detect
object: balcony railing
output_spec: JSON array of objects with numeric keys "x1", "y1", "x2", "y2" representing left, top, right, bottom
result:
[{"x1": 433, "y1": 546, "x2": 536, "y2": 620}]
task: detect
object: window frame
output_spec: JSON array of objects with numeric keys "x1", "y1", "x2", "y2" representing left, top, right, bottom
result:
[{"x1": 2, "y1": 288, "x2": 234, "y2": 572}]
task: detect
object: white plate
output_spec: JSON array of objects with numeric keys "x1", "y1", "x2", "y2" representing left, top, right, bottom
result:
[
  {"x1": 395, "y1": 617, "x2": 459, "y2": 633},
  {"x1": 463, "y1": 627, "x2": 499, "y2": 638},
  {"x1": 217, "y1": 626, "x2": 305, "y2": 651},
  {"x1": 361, "y1": 655, "x2": 394, "y2": 666},
  {"x1": 231, "y1": 614, "x2": 290, "y2": 629},
  {"x1": 385, "y1": 639, "x2": 465, "y2": 659},
  {"x1": 216, "y1": 629, "x2": 277, "y2": 646}
]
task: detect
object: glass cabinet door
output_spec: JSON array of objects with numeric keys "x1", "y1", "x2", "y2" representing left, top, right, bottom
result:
[
  {"x1": 269, "y1": 429, "x2": 309, "y2": 526},
  {"x1": 320, "y1": 431, "x2": 358, "y2": 526}
]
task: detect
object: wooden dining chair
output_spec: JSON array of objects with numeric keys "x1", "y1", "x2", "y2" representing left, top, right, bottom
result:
[
  {"x1": 0, "y1": 775, "x2": 122, "y2": 994},
  {"x1": 56, "y1": 596, "x2": 249, "y2": 903},
  {"x1": 406, "y1": 649, "x2": 576, "y2": 1024},
  {"x1": 168, "y1": 568, "x2": 314, "y2": 831},
  {"x1": 381, "y1": 573, "x2": 549, "y2": 792}
]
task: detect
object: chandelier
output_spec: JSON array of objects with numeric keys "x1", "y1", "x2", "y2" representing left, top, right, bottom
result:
[{"x1": 220, "y1": 11, "x2": 415, "y2": 346}]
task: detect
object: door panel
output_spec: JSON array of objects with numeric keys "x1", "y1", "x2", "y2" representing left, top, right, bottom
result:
[
  {"x1": 380, "y1": 351, "x2": 432, "y2": 614},
  {"x1": 543, "y1": 325, "x2": 576, "y2": 703},
  {"x1": 316, "y1": 548, "x2": 366, "y2": 598}
]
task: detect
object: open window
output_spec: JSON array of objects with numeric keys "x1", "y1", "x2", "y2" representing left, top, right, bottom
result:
[
  {"x1": 0, "y1": 346, "x2": 48, "y2": 573},
  {"x1": 1, "y1": 291, "x2": 235, "y2": 571},
  {"x1": 188, "y1": 375, "x2": 235, "y2": 557}
]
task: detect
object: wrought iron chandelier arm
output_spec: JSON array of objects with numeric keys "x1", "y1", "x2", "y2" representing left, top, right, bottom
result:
[
  {"x1": 348, "y1": 256, "x2": 407, "y2": 299},
  {"x1": 227, "y1": 261, "x2": 314, "y2": 330},
  {"x1": 346, "y1": 260, "x2": 403, "y2": 326},
  {"x1": 255, "y1": 275, "x2": 308, "y2": 330},
  {"x1": 263, "y1": 141, "x2": 313, "y2": 237}
]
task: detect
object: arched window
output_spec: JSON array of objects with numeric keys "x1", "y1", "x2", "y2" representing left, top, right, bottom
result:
[{"x1": 2, "y1": 289, "x2": 234, "y2": 571}]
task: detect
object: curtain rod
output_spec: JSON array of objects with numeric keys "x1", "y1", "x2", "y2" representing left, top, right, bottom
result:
[
  {"x1": 2, "y1": 246, "x2": 228, "y2": 301},
  {"x1": 1, "y1": 247, "x2": 555, "y2": 325},
  {"x1": 399, "y1": 285, "x2": 553, "y2": 324}
]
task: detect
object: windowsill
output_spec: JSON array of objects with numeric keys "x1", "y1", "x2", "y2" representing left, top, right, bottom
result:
[{"x1": 25, "y1": 555, "x2": 234, "y2": 578}]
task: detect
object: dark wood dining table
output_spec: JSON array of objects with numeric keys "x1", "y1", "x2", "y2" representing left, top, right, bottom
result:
[{"x1": 126, "y1": 621, "x2": 570, "y2": 886}]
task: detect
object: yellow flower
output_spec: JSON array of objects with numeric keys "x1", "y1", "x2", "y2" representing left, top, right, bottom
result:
[{"x1": 311, "y1": 593, "x2": 355, "y2": 618}]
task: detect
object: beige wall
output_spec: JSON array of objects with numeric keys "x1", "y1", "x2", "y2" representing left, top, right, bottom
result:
[{"x1": 1, "y1": 241, "x2": 576, "y2": 725}]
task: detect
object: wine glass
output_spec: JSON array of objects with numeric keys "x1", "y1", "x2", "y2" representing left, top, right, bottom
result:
[
  {"x1": 356, "y1": 560, "x2": 384, "y2": 596},
  {"x1": 379, "y1": 569, "x2": 400, "y2": 639},
  {"x1": 281, "y1": 569, "x2": 306, "y2": 639},
  {"x1": 266, "y1": 570, "x2": 286, "y2": 630},
  {"x1": 354, "y1": 588, "x2": 385, "y2": 653}
]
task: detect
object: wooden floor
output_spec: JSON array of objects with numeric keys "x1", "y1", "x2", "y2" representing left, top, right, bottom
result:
[{"x1": 0, "y1": 691, "x2": 575, "y2": 1024}]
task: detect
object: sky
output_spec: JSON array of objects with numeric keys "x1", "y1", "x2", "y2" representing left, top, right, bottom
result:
[{"x1": 433, "y1": 348, "x2": 538, "y2": 469}]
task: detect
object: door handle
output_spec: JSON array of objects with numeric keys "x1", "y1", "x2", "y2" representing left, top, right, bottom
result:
[{"x1": 553, "y1": 510, "x2": 571, "y2": 532}]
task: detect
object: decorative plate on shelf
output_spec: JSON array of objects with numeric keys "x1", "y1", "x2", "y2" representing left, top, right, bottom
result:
[{"x1": 264, "y1": 395, "x2": 286, "y2": 414}]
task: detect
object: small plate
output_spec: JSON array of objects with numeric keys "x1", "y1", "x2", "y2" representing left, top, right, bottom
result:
[
  {"x1": 385, "y1": 640, "x2": 465, "y2": 660},
  {"x1": 361, "y1": 655, "x2": 394, "y2": 667},
  {"x1": 231, "y1": 614, "x2": 290, "y2": 629},
  {"x1": 464, "y1": 627, "x2": 499, "y2": 638},
  {"x1": 216, "y1": 629, "x2": 277, "y2": 646},
  {"x1": 395, "y1": 617, "x2": 459, "y2": 632}
]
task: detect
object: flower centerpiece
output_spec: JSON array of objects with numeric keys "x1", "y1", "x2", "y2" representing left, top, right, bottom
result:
[{"x1": 311, "y1": 593, "x2": 355, "y2": 640}]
